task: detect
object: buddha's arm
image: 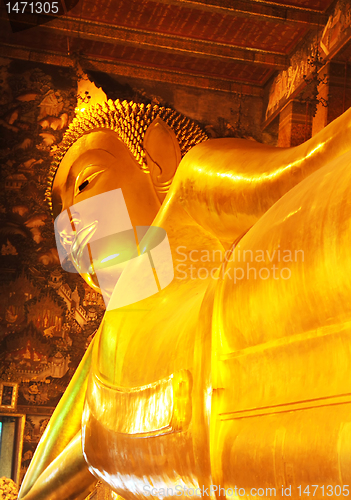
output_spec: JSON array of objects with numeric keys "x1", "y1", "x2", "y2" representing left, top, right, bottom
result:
[
  {"x1": 18, "y1": 338, "x2": 95, "y2": 499},
  {"x1": 19, "y1": 431, "x2": 95, "y2": 500},
  {"x1": 175, "y1": 105, "x2": 351, "y2": 245}
]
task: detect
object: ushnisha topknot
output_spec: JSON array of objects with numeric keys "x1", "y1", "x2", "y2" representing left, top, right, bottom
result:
[{"x1": 46, "y1": 99, "x2": 208, "y2": 213}]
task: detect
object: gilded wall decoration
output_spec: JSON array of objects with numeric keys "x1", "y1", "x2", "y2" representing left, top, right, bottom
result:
[{"x1": 0, "y1": 58, "x2": 106, "y2": 483}]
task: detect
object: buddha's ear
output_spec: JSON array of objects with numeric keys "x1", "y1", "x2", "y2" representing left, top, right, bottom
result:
[{"x1": 143, "y1": 117, "x2": 181, "y2": 202}]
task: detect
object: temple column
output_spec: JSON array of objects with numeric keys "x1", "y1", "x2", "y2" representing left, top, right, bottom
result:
[
  {"x1": 312, "y1": 62, "x2": 351, "y2": 136},
  {"x1": 277, "y1": 100, "x2": 312, "y2": 147}
]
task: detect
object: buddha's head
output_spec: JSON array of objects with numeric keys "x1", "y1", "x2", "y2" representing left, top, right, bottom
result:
[{"x1": 49, "y1": 100, "x2": 207, "y2": 299}]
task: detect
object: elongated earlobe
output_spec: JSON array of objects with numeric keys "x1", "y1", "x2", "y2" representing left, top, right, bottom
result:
[{"x1": 143, "y1": 117, "x2": 182, "y2": 202}]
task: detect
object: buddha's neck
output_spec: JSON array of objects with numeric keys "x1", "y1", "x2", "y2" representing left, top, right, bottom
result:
[{"x1": 154, "y1": 189, "x2": 225, "y2": 278}]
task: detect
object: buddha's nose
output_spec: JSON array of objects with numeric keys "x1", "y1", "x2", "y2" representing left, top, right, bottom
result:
[{"x1": 70, "y1": 220, "x2": 99, "y2": 271}]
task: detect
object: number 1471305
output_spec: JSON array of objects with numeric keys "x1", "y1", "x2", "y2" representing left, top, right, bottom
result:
[
  {"x1": 297, "y1": 485, "x2": 349, "y2": 496},
  {"x1": 6, "y1": 2, "x2": 60, "y2": 14}
]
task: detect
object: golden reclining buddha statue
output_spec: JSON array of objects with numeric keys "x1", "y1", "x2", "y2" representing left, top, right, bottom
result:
[{"x1": 18, "y1": 99, "x2": 351, "y2": 500}]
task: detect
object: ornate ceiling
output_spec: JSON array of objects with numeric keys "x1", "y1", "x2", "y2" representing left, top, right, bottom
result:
[{"x1": 0, "y1": 0, "x2": 336, "y2": 95}]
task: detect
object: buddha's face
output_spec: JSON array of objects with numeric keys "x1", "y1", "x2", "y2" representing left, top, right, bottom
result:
[{"x1": 52, "y1": 128, "x2": 161, "y2": 297}]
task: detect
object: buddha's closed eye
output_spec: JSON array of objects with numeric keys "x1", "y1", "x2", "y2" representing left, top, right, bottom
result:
[
  {"x1": 79, "y1": 180, "x2": 89, "y2": 192},
  {"x1": 75, "y1": 169, "x2": 105, "y2": 197}
]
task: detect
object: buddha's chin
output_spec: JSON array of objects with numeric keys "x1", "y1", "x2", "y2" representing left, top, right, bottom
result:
[
  {"x1": 81, "y1": 271, "x2": 102, "y2": 294},
  {"x1": 81, "y1": 266, "x2": 125, "y2": 305}
]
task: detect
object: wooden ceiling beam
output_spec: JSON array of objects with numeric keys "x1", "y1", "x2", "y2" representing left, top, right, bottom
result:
[
  {"x1": 154, "y1": 0, "x2": 328, "y2": 26},
  {"x1": 46, "y1": 16, "x2": 290, "y2": 68},
  {"x1": 0, "y1": 12, "x2": 289, "y2": 69},
  {"x1": 0, "y1": 42, "x2": 264, "y2": 96}
]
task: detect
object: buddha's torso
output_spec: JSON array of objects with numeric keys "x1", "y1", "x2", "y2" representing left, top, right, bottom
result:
[{"x1": 82, "y1": 149, "x2": 351, "y2": 500}]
